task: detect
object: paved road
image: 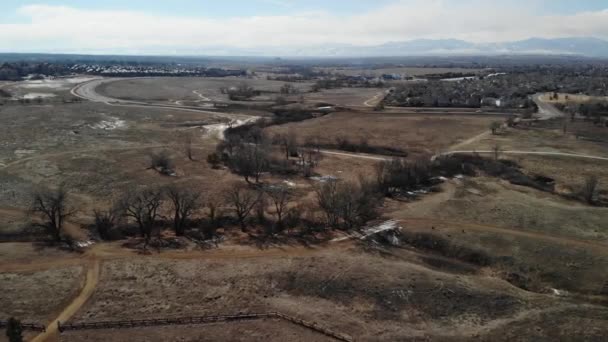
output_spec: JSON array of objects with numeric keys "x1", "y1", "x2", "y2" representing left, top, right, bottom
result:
[{"x1": 71, "y1": 78, "x2": 255, "y2": 121}]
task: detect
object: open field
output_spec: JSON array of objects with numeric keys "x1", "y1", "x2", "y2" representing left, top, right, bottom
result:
[
  {"x1": 1, "y1": 75, "x2": 608, "y2": 342},
  {"x1": 2, "y1": 77, "x2": 98, "y2": 102},
  {"x1": 0, "y1": 265, "x2": 84, "y2": 322},
  {"x1": 457, "y1": 122, "x2": 608, "y2": 159},
  {"x1": 96, "y1": 77, "x2": 314, "y2": 104},
  {"x1": 294, "y1": 88, "x2": 384, "y2": 107},
  {"x1": 266, "y1": 112, "x2": 498, "y2": 156}
]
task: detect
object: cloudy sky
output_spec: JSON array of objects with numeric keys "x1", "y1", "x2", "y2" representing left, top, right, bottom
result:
[{"x1": 0, "y1": 0, "x2": 607, "y2": 54}]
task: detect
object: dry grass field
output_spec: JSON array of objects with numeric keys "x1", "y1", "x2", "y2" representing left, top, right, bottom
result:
[
  {"x1": 1, "y1": 75, "x2": 608, "y2": 342},
  {"x1": 294, "y1": 88, "x2": 384, "y2": 107},
  {"x1": 96, "y1": 77, "x2": 314, "y2": 104},
  {"x1": 459, "y1": 122, "x2": 608, "y2": 158},
  {"x1": 267, "y1": 112, "x2": 497, "y2": 156}
]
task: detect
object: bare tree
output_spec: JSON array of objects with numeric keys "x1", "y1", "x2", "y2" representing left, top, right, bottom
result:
[
  {"x1": 93, "y1": 206, "x2": 120, "y2": 240},
  {"x1": 31, "y1": 187, "x2": 77, "y2": 242},
  {"x1": 298, "y1": 148, "x2": 321, "y2": 177},
  {"x1": 230, "y1": 143, "x2": 270, "y2": 184},
  {"x1": 273, "y1": 130, "x2": 298, "y2": 160},
  {"x1": 204, "y1": 192, "x2": 224, "y2": 229},
  {"x1": 315, "y1": 179, "x2": 382, "y2": 229},
  {"x1": 582, "y1": 176, "x2": 599, "y2": 204},
  {"x1": 267, "y1": 186, "x2": 293, "y2": 227},
  {"x1": 183, "y1": 132, "x2": 195, "y2": 161},
  {"x1": 149, "y1": 151, "x2": 174, "y2": 175},
  {"x1": 492, "y1": 144, "x2": 502, "y2": 161},
  {"x1": 315, "y1": 180, "x2": 341, "y2": 228},
  {"x1": 118, "y1": 188, "x2": 164, "y2": 242},
  {"x1": 490, "y1": 121, "x2": 502, "y2": 135},
  {"x1": 225, "y1": 184, "x2": 259, "y2": 231},
  {"x1": 165, "y1": 185, "x2": 201, "y2": 236}
]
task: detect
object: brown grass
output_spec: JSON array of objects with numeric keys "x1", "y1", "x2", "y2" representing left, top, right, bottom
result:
[{"x1": 266, "y1": 112, "x2": 496, "y2": 156}]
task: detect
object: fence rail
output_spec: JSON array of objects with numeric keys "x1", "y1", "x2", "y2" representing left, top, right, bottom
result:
[
  {"x1": 0, "y1": 320, "x2": 46, "y2": 332},
  {"x1": 58, "y1": 312, "x2": 353, "y2": 341}
]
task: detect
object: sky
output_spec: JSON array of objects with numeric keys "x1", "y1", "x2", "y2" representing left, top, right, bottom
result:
[{"x1": 0, "y1": 0, "x2": 607, "y2": 55}]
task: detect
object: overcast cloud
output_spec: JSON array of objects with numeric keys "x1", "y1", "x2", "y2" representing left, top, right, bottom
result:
[{"x1": 0, "y1": 1, "x2": 607, "y2": 54}]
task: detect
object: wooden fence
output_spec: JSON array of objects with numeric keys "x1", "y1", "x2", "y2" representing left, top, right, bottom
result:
[
  {"x1": 58, "y1": 312, "x2": 353, "y2": 341},
  {"x1": 0, "y1": 320, "x2": 46, "y2": 332}
]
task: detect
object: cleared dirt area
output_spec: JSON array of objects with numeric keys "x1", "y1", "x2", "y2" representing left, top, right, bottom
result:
[
  {"x1": 267, "y1": 112, "x2": 497, "y2": 156},
  {"x1": 96, "y1": 77, "x2": 314, "y2": 104}
]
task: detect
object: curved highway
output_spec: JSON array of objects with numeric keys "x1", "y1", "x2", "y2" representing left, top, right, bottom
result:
[{"x1": 71, "y1": 78, "x2": 255, "y2": 121}]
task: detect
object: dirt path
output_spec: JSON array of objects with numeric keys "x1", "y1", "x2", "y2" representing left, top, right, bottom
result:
[
  {"x1": 363, "y1": 91, "x2": 385, "y2": 107},
  {"x1": 447, "y1": 131, "x2": 490, "y2": 151},
  {"x1": 30, "y1": 257, "x2": 100, "y2": 342}
]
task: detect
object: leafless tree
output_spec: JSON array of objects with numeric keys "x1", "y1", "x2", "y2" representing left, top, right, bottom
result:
[
  {"x1": 297, "y1": 147, "x2": 321, "y2": 177},
  {"x1": 118, "y1": 188, "x2": 164, "y2": 242},
  {"x1": 149, "y1": 151, "x2": 174, "y2": 175},
  {"x1": 492, "y1": 144, "x2": 502, "y2": 161},
  {"x1": 183, "y1": 132, "x2": 195, "y2": 161},
  {"x1": 225, "y1": 184, "x2": 260, "y2": 231},
  {"x1": 204, "y1": 192, "x2": 224, "y2": 229},
  {"x1": 230, "y1": 142, "x2": 270, "y2": 184},
  {"x1": 267, "y1": 185, "x2": 293, "y2": 227},
  {"x1": 315, "y1": 180, "x2": 341, "y2": 228},
  {"x1": 93, "y1": 205, "x2": 120, "y2": 240},
  {"x1": 490, "y1": 121, "x2": 502, "y2": 135},
  {"x1": 273, "y1": 130, "x2": 298, "y2": 160},
  {"x1": 582, "y1": 176, "x2": 599, "y2": 204},
  {"x1": 31, "y1": 187, "x2": 77, "y2": 242},
  {"x1": 315, "y1": 179, "x2": 382, "y2": 229},
  {"x1": 255, "y1": 189, "x2": 268, "y2": 224},
  {"x1": 165, "y1": 185, "x2": 201, "y2": 236}
]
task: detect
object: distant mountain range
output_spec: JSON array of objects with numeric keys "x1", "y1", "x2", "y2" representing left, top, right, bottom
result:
[{"x1": 210, "y1": 37, "x2": 608, "y2": 58}]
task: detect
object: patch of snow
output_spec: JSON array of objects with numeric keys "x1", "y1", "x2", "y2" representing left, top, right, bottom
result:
[
  {"x1": 551, "y1": 288, "x2": 567, "y2": 296},
  {"x1": 331, "y1": 220, "x2": 402, "y2": 242},
  {"x1": 283, "y1": 180, "x2": 297, "y2": 188},
  {"x1": 89, "y1": 117, "x2": 127, "y2": 130},
  {"x1": 360, "y1": 220, "x2": 401, "y2": 239},
  {"x1": 203, "y1": 117, "x2": 259, "y2": 140},
  {"x1": 14, "y1": 149, "x2": 37, "y2": 156},
  {"x1": 76, "y1": 240, "x2": 95, "y2": 248},
  {"x1": 310, "y1": 175, "x2": 338, "y2": 183},
  {"x1": 21, "y1": 93, "x2": 56, "y2": 99}
]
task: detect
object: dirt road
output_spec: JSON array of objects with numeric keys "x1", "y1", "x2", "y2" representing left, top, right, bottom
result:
[{"x1": 30, "y1": 258, "x2": 100, "y2": 342}]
